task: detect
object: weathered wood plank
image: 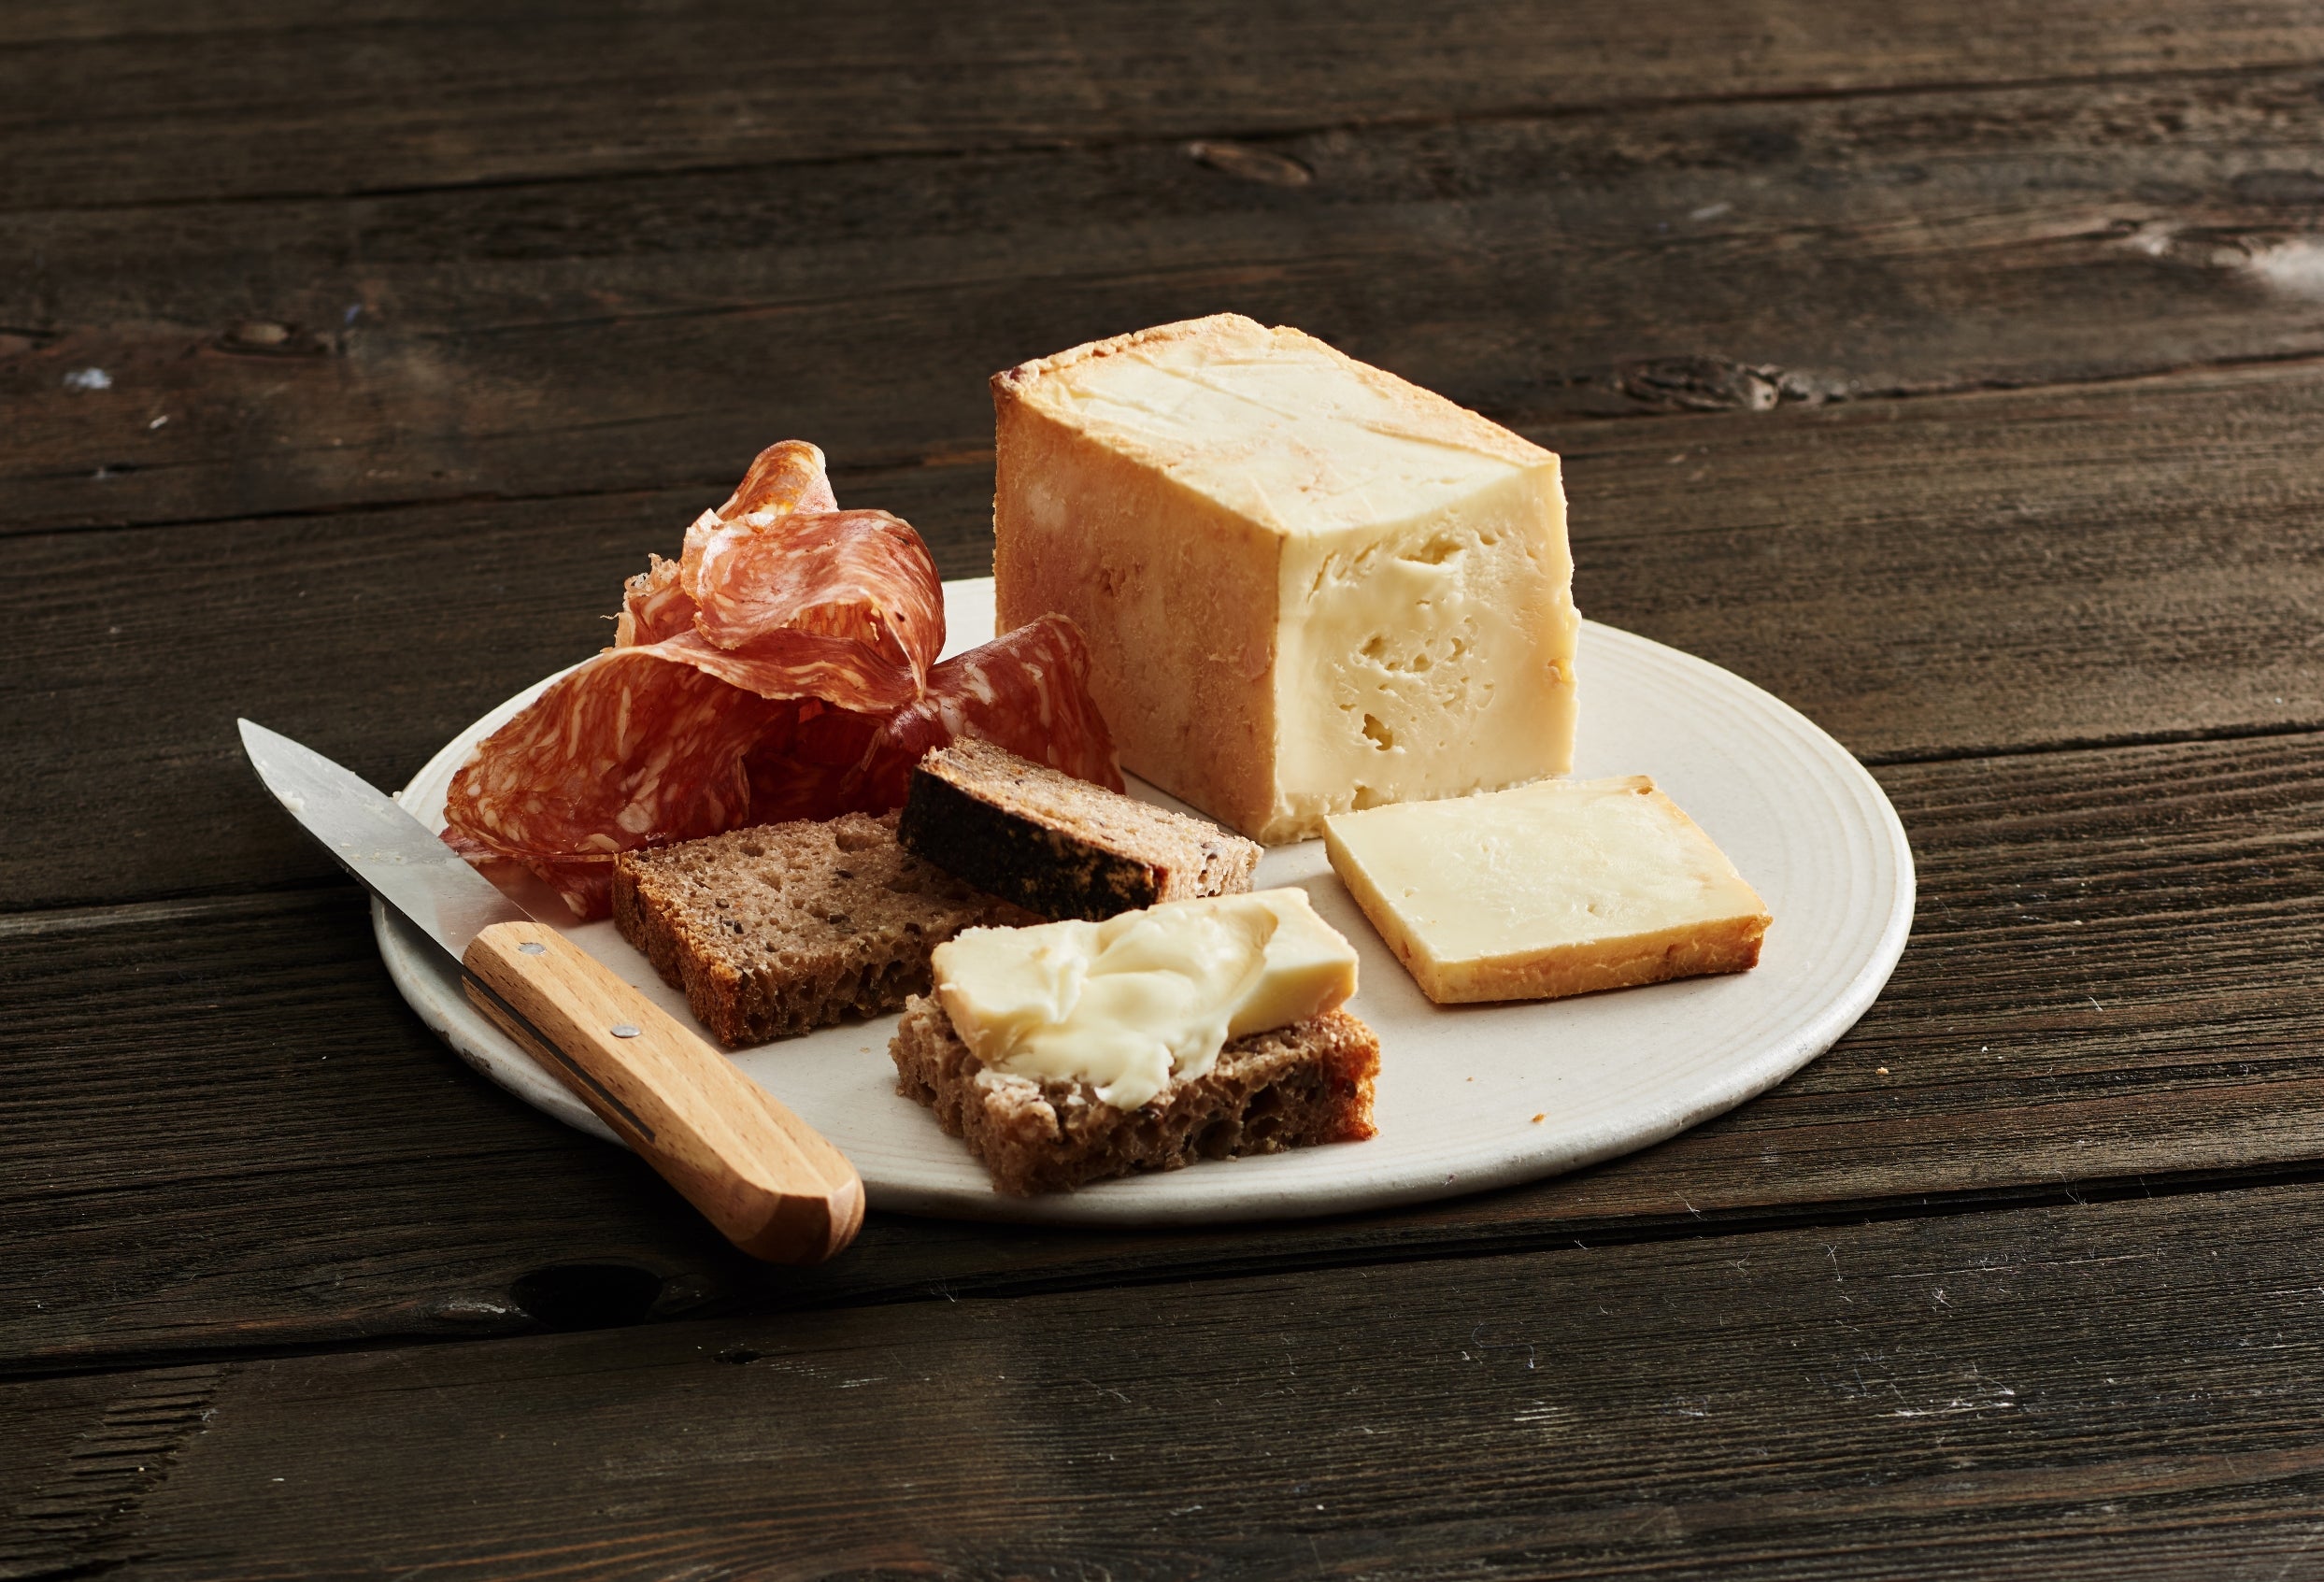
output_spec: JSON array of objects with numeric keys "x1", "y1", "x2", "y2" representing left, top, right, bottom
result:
[
  {"x1": 10, "y1": 71, "x2": 2324, "y2": 533},
  {"x1": 12, "y1": 1183, "x2": 2324, "y2": 1578},
  {"x1": 9, "y1": 361, "x2": 2322, "y2": 910},
  {"x1": 7, "y1": 1, "x2": 2324, "y2": 207},
  {"x1": 8, "y1": 732, "x2": 2323, "y2": 1372},
  {"x1": 1559, "y1": 363, "x2": 2324, "y2": 762}
]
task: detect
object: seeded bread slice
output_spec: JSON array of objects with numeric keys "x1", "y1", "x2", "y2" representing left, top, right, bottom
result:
[
  {"x1": 897, "y1": 738, "x2": 1262, "y2": 921},
  {"x1": 614, "y1": 811, "x2": 1037, "y2": 1048},
  {"x1": 891, "y1": 994, "x2": 1379, "y2": 1195}
]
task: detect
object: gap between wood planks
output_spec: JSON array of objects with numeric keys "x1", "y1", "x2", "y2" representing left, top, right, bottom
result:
[
  {"x1": 6, "y1": 57, "x2": 2317, "y2": 217},
  {"x1": 13, "y1": 341, "x2": 2324, "y2": 549},
  {"x1": 7, "y1": 1160, "x2": 2324, "y2": 1392},
  {"x1": 19, "y1": 1179, "x2": 2324, "y2": 1577},
  {"x1": 18, "y1": 65, "x2": 2324, "y2": 539}
]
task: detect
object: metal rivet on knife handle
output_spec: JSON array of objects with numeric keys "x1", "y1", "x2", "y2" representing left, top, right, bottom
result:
[{"x1": 459, "y1": 920, "x2": 863, "y2": 1263}]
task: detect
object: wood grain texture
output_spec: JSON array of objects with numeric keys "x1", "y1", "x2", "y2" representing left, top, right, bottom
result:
[
  {"x1": 10, "y1": 732, "x2": 2324, "y2": 1371},
  {"x1": 8, "y1": 362, "x2": 2320, "y2": 910},
  {"x1": 10, "y1": 71, "x2": 2324, "y2": 534},
  {"x1": 14, "y1": 1183, "x2": 2324, "y2": 1578},
  {"x1": 7, "y1": 1, "x2": 2324, "y2": 207},
  {"x1": 463, "y1": 919, "x2": 864, "y2": 1263}
]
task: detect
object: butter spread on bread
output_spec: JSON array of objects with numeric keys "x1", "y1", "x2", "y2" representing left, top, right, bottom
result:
[
  {"x1": 1322, "y1": 775, "x2": 1771, "y2": 1005},
  {"x1": 931, "y1": 890, "x2": 1358, "y2": 1110},
  {"x1": 993, "y1": 313, "x2": 1578, "y2": 843}
]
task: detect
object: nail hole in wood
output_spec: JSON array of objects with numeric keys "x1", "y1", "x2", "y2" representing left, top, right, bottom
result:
[{"x1": 509, "y1": 1264, "x2": 665, "y2": 1333}]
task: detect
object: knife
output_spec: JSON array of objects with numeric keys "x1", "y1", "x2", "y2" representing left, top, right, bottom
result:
[{"x1": 237, "y1": 720, "x2": 864, "y2": 1264}]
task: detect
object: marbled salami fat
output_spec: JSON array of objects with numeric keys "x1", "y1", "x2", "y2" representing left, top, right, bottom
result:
[
  {"x1": 445, "y1": 648, "x2": 791, "y2": 919},
  {"x1": 444, "y1": 440, "x2": 1114, "y2": 921},
  {"x1": 850, "y1": 614, "x2": 1123, "y2": 813}
]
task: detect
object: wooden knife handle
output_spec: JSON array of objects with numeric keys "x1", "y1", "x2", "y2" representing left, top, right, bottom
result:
[{"x1": 459, "y1": 919, "x2": 863, "y2": 1265}]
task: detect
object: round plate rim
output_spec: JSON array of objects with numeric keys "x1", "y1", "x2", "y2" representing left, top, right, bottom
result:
[{"x1": 377, "y1": 582, "x2": 1914, "y2": 1225}]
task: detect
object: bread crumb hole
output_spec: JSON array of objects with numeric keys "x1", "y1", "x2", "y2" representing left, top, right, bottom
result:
[{"x1": 1362, "y1": 714, "x2": 1394, "y2": 750}]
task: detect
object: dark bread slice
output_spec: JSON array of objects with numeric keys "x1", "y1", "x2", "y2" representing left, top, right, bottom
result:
[
  {"x1": 614, "y1": 811, "x2": 1037, "y2": 1048},
  {"x1": 896, "y1": 738, "x2": 1262, "y2": 921},
  {"x1": 891, "y1": 994, "x2": 1379, "y2": 1195}
]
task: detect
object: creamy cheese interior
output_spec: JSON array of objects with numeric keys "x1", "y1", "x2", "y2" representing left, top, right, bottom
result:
[
  {"x1": 1274, "y1": 498, "x2": 1572, "y2": 834},
  {"x1": 1323, "y1": 776, "x2": 1765, "y2": 962},
  {"x1": 932, "y1": 890, "x2": 1359, "y2": 1110}
]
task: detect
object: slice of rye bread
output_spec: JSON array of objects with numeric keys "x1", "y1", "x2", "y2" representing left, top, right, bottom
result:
[
  {"x1": 896, "y1": 738, "x2": 1262, "y2": 921},
  {"x1": 891, "y1": 994, "x2": 1380, "y2": 1195},
  {"x1": 613, "y1": 811, "x2": 1037, "y2": 1048}
]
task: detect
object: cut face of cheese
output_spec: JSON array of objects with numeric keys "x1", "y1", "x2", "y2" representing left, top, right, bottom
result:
[
  {"x1": 932, "y1": 889, "x2": 1359, "y2": 1110},
  {"x1": 1322, "y1": 776, "x2": 1771, "y2": 1005},
  {"x1": 993, "y1": 314, "x2": 1577, "y2": 843}
]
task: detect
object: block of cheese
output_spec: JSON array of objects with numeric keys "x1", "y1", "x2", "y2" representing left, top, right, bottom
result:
[
  {"x1": 992, "y1": 314, "x2": 1577, "y2": 844},
  {"x1": 1322, "y1": 775, "x2": 1771, "y2": 1005}
]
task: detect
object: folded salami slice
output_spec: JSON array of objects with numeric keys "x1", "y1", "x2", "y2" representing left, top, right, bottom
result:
[
  {"x1": 614, "y1": 556, "x2": 692, "y2": 648},
  {"x1": 677, "y1": 508, "x2": 943, "y2": 714},
  {"x1": 849, "y1": 614, "x2": 1123, "y2": 813},
  {"x1": 616, "y1": 439, "x2": 848, "y2": 651},
  {"x1": 442, "y1": 439, "x2": 1115, "y2": 923}
]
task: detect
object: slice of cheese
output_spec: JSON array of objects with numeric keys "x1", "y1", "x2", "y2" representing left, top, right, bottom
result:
[
  {"x1": 933, "y1": 889, "x2": 1358, "y2": 1110},
  {"x1": 1322, "y1": 776, "x2": 1771, "y2": 1005},
  {"x1": 992, "y1": 314, "x2": 1577, "y2": 843}
]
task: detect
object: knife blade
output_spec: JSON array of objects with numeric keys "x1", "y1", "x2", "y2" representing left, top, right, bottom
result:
[{"x1": 237, "y1": 719, "x2": 863, "y2": 1264}]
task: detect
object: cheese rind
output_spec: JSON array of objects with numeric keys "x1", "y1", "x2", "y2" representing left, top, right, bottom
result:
[
  {"x1": 994, "y1": 315, "x2": 1577, "y2": 843},
  {"x1": 1322, "y1": 776, "x2": 1771, "y2": 1005},
  {"x1": 931, "y1": 889, "x2": 1359, "y2": 1110}
]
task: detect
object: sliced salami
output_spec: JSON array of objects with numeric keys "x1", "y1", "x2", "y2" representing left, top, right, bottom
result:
[
  {"x1": 740, "y1": 699, "x2": 885, "y2": 827},
  {"x1": 621, "y1": 440, "x2": 839, "y2": 648},
  {"x1": 444, "y1": 648, "x2": 791, "y2": 919},
  {"x1": 442, "y1": 438, "x2": 1114, "y2": 922},
  {"x1": 714, "y1": 438, "x2": 839, "y2": 532},
  {"x1": 677, "y1": 508, "x2": 943, "y2": 713},
  {"x1": 615, "y1": 555, "x2": 693, "y2": 648},
  {"x1": 849, "y1": 614, "x2": 1122, "y2": 812}
]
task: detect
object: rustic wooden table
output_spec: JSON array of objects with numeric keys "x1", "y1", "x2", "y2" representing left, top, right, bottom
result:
[{"x1": 9, "y1": 3, "x2": 2324, "y2": 1575}]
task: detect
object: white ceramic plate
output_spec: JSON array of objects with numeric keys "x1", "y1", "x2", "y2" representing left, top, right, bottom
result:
[{"x1": 379, "y1": 577, "x2": 1913, "y2": 1224}]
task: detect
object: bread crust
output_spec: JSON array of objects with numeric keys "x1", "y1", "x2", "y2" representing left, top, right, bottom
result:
[
  {"x1": 1396, "y1": 916, "x2": 1769, "y2": 1004},
  {"x1": 891, "y1": 996, "x2": 1379, "y2": 1195},
  {"x1": 896, "y1": 737, "x2": 1262, "y2": 920}
]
